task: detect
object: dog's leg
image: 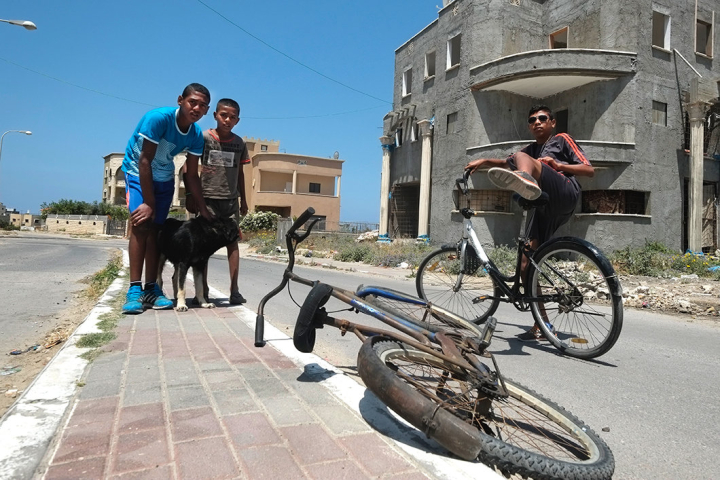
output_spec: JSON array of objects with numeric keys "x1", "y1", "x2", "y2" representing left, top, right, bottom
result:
[
  {"x1": 175, "y1": 263, "x2": 189, "y2": 312},
  {"x1": 194, "y1": 263, "x2": 215, "y2": 309},
  {"x1": 156, "y1": 254, "x2": 166, "y2": 290}
]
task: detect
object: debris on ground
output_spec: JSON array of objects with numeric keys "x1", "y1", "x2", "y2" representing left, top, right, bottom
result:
[{"x1": 1, "y1": 366, "x2": 21, "y2": 376}]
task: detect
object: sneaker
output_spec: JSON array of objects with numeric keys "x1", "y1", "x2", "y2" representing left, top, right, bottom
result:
[
  {"x1": 517, "y1": 328, "x2": 544, "y2": 342},
  {"x1": 122, "y1": 285, "x2": 144, "y2": 315},
  {"x1": 488, "y1": 168, "x2": 541, "y2": 201},
  {"x1": 141, "y1": 283, "x2": 174, "y2": 310},
  {"x1": 230, "y1": 292, "x2": 247, "y2": 305}
]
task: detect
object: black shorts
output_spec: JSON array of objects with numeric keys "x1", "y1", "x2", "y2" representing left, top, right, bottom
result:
[{"x1": 527, "y1": 163, "x2": 580, "y2": 244}]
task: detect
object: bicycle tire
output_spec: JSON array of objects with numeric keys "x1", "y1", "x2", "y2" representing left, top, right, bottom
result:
[
  {"x1": 358, "y1": 339, "x2": 614, "y2": 480},
  {"x1": 528, "y1": 238, "x2": 623, "y2": 359},
  {"x1": 416, "y1": 246, "x2": 501, "y2": 325},
  {"x1": 357, "y1": 285, "x2": 483, "y2": 337},
  {"x1": 293, "y1": 283, "x2": 333, "y2": 353}
]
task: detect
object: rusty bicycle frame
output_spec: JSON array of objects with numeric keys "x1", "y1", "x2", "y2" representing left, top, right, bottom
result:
[{"x1": 252, "y1": 207, "x2": 503, "y2": 390}]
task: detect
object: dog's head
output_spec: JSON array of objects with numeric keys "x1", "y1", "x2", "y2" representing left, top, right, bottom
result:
[{"x1": 209, "y1": 216, "x2": 240, "y2": 245}]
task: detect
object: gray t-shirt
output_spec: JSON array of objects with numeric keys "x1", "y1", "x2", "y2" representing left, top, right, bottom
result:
[{"x1": 200, "y1": 130, "x2": 250, "y2": 199}]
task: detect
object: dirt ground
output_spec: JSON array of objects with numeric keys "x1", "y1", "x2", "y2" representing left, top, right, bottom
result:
[{"x1": 0, "y1": 293, "x2": 98, "y2": 417}]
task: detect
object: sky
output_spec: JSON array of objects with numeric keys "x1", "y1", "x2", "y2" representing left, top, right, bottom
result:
[{"x1": 0, "y1": 1, "x2": 438, "y2": 222}]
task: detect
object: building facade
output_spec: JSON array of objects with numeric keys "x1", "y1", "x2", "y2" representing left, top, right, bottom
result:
[
  {"x1": 102, "y1": 137, "x2": 343, "y2": 229},
  {"x1": 380, "y1": 0, "x2": 720, "y2": 253}
]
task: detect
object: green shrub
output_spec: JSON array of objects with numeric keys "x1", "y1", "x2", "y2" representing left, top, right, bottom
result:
[
  {"x1": 239, "y1": 211, "x2": 280, "y2": 232},
  {"x1": 0, "y1": 219, "x2": 19, "y2": 231}
]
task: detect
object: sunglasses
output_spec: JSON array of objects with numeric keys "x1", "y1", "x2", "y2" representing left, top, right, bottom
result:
[{"x1": 528, "y1": 114, "x2": 551, "y2": 124}]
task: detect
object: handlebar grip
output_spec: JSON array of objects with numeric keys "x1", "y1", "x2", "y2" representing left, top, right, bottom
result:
[{"x1": 288, "y1": 207, "x2": 315, "y2": 236}]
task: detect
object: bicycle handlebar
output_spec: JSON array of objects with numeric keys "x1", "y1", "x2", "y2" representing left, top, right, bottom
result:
[{"x1": 287, "y1": 207, "x2": 316, "y2": 237}]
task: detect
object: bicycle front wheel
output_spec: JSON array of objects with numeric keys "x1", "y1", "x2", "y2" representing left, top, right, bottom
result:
[
  {"x1": 358, "y1": 339, "x2": 614, "y2": 479},
  {"x1": 528, "y1": 239, "x2": 623, "y2": 359},
  {"x1": 416, "y1": 246, "x2": 501, "y2": 325}
]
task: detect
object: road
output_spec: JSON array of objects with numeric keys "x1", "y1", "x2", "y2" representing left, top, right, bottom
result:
[
  {"x1": 3, "y1": 234, "x2": 719, "y2": 479},
  {"x1": 207, "y1": 253, "x2": 720, "y2": 480},
  {"x1": 0, "y1": 233, "x2": 124, "y2": 354}
]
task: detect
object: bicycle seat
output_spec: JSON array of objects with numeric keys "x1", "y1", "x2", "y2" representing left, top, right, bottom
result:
[{"x1": 513, "y1": 192, "x2": 549, "y2": 210}]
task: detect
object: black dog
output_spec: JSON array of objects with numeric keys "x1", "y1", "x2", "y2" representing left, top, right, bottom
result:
[{"x1": 156, "y1": 216, "x2": 239, "y2": 312}]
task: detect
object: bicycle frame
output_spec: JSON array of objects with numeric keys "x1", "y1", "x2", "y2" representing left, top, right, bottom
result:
[{"x1": 253, "y1": 207, "x2": 499, "y2": 376}]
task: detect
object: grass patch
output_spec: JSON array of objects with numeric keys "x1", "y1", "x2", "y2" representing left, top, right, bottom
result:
[
  {"x1": 78, "y1": 255, "x2": 125, "y2": 361},
  {"x1": 610, "y1": 241, "x2": 720, "y2": 278}
]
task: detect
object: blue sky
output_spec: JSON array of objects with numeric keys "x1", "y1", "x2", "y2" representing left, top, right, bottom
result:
[{"x1": 0, "y1": 1, "x2": 437, "y2": 222}]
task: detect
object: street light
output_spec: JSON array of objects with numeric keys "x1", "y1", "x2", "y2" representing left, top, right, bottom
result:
[
  {"x1": 0, "y1": 19, "x2": 37, "y2": 30},
  {"x1": 0, "y1": 130, "x2": 32, "y2": 165}
]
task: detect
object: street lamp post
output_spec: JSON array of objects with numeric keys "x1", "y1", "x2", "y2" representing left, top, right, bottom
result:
[
  {"x1": 0, "y1": 130, "x2": 32, "y2": 165},
  {"x1": 0, "y1": 19, "x2": 37, "y2": 30}
]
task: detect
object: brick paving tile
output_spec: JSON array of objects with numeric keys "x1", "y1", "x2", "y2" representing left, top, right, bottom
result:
[
  {"x1": 166, "y1": 385, "x2": 210, "y2": 411},
  {"x1": 305, "y1": 459, "x2": 372, "y2": 480},
  {"x1": 339, "y1": 434, "x2": 415, "y2": 477},
  {"x1": 45, "y1": 456, "x2": 106, "y2": 480},
  {"x1": 52, "y1": 425, "x2": 112, "y2": 464},
  {"x1": 130, "y1": 338, "x2": 159, "y2": 356},
  {"x1": 65, "y1": 397, "x2": 118, "y2": 428},
  {"x1": 312, "y1": 404, "x2": 372, "y2": 436},
  {"x1": 223, "y1": 412, "x2": 281, "y2": 449},
  {"x1": 260, "y1": 396, "x2": 315, "y2": 426},
  {"x1": 175, "y1": 436, "x2": 241, "y2": 480},
  {"x1": 108, "y1": 465, "x2": 173, "y2": 480},
  {"x1": 117, "y1": 403, "x2": 165, "y2": 434},
  {"x1": 237, "y1": 445, "x2": 305, "y2": 480},
  {"x1": 202, "y1": 371, "x2": 245, "y2": 391},
  {"x1": 383, "y1": 472, "x2": 431, "y2": 480},
  {"x1": 212, "y1": 388, "x2": 258, "y2": 416},
  {"x1": 239, "y1": 338, "x2": 296, "y2": 369},
  {"x1": 170, "y1": 406, "x2": 223, "y2": 442},
  {"x1": 123, "y1": 382, "x2": 163, "y2": 407},
  {"x1": 281, "y1": 424, "x2": 348, "y2": 465},
  {"x1": 113, "y1": 429, "x2": 170, "y2": 473}
]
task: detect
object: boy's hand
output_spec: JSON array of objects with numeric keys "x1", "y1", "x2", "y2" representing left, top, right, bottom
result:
[
  {"x1": 541, "y1": 157, "x2": 562, "y2": 171},
  {"x1": 465, "y1": 159, "x2": 484, "y2": 174},
  {"x1": 240, "y1": 202, "x2": 248, "y2": 216},
  {"x1": 131, "y1": 203, "x2": 154, "y2": 226},
  {"x1": 185, "y1": 195, "x2": 198, "y2": 214}
]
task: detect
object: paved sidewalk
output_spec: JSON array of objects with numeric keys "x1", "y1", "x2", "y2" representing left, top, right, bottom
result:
[{"x1": 37, "y1": 305, "x2": 435, "y2": 480}]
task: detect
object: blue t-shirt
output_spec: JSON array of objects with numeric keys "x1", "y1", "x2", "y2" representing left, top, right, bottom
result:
[{"x1": 121, "y1": 107, "x2": 205, "y2": 182}]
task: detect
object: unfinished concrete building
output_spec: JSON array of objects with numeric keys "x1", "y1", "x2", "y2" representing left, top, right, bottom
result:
[{"x1": 379, "y1": 0, "x2": 720, "y2": 254}]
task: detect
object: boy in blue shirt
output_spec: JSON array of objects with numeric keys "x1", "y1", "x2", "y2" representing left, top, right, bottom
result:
[{"x1": 121, "y1": 83, "x2": 213, "y2": 314}]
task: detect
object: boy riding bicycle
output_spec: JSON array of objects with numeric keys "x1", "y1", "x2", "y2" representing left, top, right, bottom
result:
[{"x1": 465, "y1": 105, "x2": 594, "y2": 340}]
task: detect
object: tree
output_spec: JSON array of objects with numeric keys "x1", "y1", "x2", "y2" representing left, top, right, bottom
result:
[{"x1": 40, "y1": 199, "x2": 128, "y2": 220}]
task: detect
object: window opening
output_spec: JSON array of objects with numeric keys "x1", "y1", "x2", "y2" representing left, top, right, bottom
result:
[
  {"x1": 309, "y1": 183, "x2": 321, "y2": 194},
  {"x1": 582, "y1": 190, "x2": 647, "y2": 215},
  {"x1": 549, "y1": 27, "x2": 568, "y2": 49},
  {"x1": 395, "y1": 128, "x2": 403, "y2": 147},
  {"x1": 554, "y1": 109, "x2": 568, "y2": 134},
  {"x1": 261, "y1": 145, "x2": 268, "y2": 151},
  {"x1": 447, "y1": 34, "x2": 461, "y2": 69},
  {"x1": 696, "y1": 19, "x2": 713, "y2": 57},
  {"x1": 411, "y1": 123, "x2": 419, "y2": 142},
  {"x1": 652, "y1": 11, "x2": 671, "y2": 49},
  {"x1": 402, "y1": 68, "x2": 413, "y2": 96},
  {"x1": 446, "y1": 112, "x2": 458, "y2": 134},
  {"x1": 425, "y1": 51, "x2": 436, "y2": 78},
  {"x1": 652, "y1": 101, "x2": 667, "y2": 126}
]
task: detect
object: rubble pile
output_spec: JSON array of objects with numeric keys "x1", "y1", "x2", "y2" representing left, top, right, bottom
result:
[{"x1": 619, "y1": 275, "x2": 720, "y2": 316}]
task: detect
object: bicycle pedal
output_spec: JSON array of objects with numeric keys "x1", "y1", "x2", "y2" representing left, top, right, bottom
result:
[{"x1": 472, "y1": 295, "x2": 489, "y2": 304}]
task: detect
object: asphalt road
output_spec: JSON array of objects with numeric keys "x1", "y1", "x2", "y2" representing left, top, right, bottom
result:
[
  {"x1": 207, "y1": 253, "x2": 720, "y2": 480},
  {"x1": 0, "y1": 233, "x2": 124, "y2": 354}
]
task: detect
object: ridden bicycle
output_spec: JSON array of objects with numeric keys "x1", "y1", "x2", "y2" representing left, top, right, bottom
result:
[
  {"x1": 416, "y1": 170, "x2": 623, "y2": 359},
  {"x1": 254, "y1": 207, "x2": 614, "y2": 480}
]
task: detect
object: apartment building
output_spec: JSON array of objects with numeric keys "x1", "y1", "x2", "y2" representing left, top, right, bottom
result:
[
  {"x1": 102, "y1": 137, "x2": 343, "y2": 229},
  {"x1": 379, "y1": 0, "x2": 720, "y2": 253}
]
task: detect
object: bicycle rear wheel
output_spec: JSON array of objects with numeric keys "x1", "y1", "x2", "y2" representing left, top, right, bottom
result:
[
  {"x1": 528, "y1": 239, "x2": 623, "y2": 359},
  {"x1": 358, "y1": 339, "x2": 614, "y2": 480},
  {"x1": 416, "y1": 246, "x2": 501, "y2": 325}
]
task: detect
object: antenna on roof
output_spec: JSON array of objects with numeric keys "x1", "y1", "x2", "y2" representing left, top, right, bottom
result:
[{"x1": 333, "y1": 151, "x2": 339, "y2": 159}]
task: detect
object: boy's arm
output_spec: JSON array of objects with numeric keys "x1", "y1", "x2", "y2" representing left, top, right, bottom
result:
[
  {"x1": 185, "y1": 154, "x2": 213, "y2": 219},
  {"x1": 237, "y1": 165, "x2": 248, "y2": 215},
  {"x1": 131, "y1": 141, "x2": 158, "y2": 226},
  {"x1": 465, "y1": 157, "x2": 508, "y2": 174}
]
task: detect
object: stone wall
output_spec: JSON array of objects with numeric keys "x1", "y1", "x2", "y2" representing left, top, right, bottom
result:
[{"x1": 45, "y1": 215, "x2": 109, "y2": 235}]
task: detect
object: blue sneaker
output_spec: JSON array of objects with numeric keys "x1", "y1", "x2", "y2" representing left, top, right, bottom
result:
[
  {"x1": 122, "y1": 285, "x2": 144, "y2": 314},
  {"x1": 142, "y1": 283, "x2": 174, "y2": 310}
]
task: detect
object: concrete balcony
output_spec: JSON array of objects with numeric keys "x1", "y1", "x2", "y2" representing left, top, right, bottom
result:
[
  {"x1": 467, "y1": 140, "x2": 635, "y2": 165},
  {"x1": 469, "y1": 49, "x2": 637, "y2": 98}
]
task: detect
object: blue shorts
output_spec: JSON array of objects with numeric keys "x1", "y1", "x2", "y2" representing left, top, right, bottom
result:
[{"x1": 125, "y1": 174, "x2": 174, "y2": 225}]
